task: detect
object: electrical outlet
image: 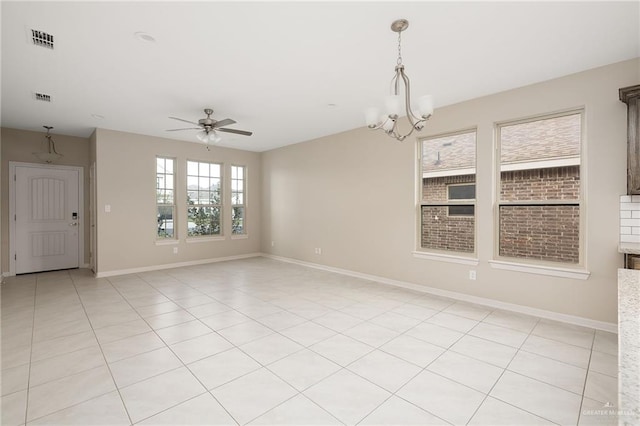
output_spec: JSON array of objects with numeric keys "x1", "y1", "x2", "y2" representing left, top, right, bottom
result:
[
  {"x1": 314, "y1": 248, "x2": 322, "y2": 255},
  {"x1": 271, "y1": 241, "x2": 275, "y2": 247},
  {"x1": 173, "y1": 247, "x2": 178, "y2": 254},
  {"x1": 469, "y1": 270, "x2": 477, "y2": 280}
]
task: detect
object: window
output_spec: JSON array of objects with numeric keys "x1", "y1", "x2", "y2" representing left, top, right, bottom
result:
[
  {"x1": 156, "y1": 157, "x2": 175, "y2": 239},
  {"x1": 187, "y1": 160, "x2": 222, "y2": 237},
  {"x1": 231, "y1": 165, "x2": 246, "y2": 235},
  {"x1": 447, "y1": 184, "x2": 475, "y2": 216},
  {"x1": 420, "y1": 130, "x2": 476, "y2": 253},
  {"x1": 497, "y1": 112, "x2": 582, "y2": 264}
]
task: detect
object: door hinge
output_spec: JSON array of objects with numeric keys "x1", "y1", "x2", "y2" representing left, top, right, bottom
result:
[
  {"x1": 14, "y1": 254, "x2": 17, "y2": 260},
  {"x1": 14, "y1": 174, "x2": 16, "y2": 181},
  {"x1": 14, "y1": 214, "x2": 16, "y2": 221}
]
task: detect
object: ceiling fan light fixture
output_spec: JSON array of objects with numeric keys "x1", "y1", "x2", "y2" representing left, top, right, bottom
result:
[{"x1": 196, "y1": 129, "x2": 222, "y2": 145}]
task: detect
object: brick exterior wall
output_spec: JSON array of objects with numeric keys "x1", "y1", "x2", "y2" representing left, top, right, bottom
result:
[
  {"x1": 421, "y1": 205, "x2": 475, "y2": 253},
  {"x1": 500, "y1": 166, "x2": 580, "y2": 201},
  {"x1": 499, "y1": 166, "x2": 580, "y2": 263},
  {"x1": 422, "y1": 166, "x2": 580, "y2": 262},
  {"x1": 499, "y1": 205, "x2": 579, "y2": 263},
  {"x1": 421, "y1": 175, "x2": 475, "y2": 253}
]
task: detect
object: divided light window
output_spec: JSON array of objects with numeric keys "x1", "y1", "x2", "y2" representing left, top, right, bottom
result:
[
  {"x1": 497, "y1": 111, "x2": 582, "y2": 264},
  {"x1": 187, "y1": 160, "x2": 222, "y2": 237},
  {"x1": 231, "y1": 165, "x2": 246, "y2": 235},
  {"x1": 156, "y1": 157, "x2": 175, "y2": 239},
  {"x1": 420, "y1": 130, "x2": 476, "y2": 253}
]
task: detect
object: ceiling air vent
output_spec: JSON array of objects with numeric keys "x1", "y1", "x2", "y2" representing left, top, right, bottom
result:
[
  {"x1": 34, "y1": 92, "x2": 52, "y2": 102},
  {"x1": 31, "y1": 29, "x2": 54, "y2": 49}
]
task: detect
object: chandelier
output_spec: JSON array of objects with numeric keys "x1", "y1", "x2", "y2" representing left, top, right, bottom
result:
[
  {"x1": 33, "y1": 125, "x2": 63, "y2": 163},
  {"x1": 365, "y1": 19, "x2": 433, "y2": 142}
]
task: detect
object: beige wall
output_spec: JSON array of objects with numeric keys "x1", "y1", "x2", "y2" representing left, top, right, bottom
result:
[
  {"x1": 1, "y1": 128, "x2": 91, "y2": 273},
  {"x1": 94, "y1": 129, "x2": 261, "y2": 274},
  {"x1": 261, "y1": 58, "x2": 640, "y2": 323}
]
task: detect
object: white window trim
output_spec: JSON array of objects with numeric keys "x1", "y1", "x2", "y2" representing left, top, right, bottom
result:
[
  {"x1": 186, "y1": 236, "x2": 225, "y2": 243},
  {"x1": 489, "y1": 260, "x2": 590, "y2": 280},
  {"x1": 412, "y1": 250, "x2": 479, "y2": 266},
  {"x1": 186, "y1": 160, "x2": 224, "y2": 238},
  {"x1": 156, "y1": 156, "x2": 177, "y2": 241},
  {"x1": 230, "y1": 164, "x2": 247, "y2": 237},
  {"x1": 494, "y1": 109, "x2": 585, "y2": 268},
  {"x1": 417, "y1": 128, "x2": 478, "y2": 256},
  {"x1": 155, "y1": 239, "x2": 179, "y2": 246}
]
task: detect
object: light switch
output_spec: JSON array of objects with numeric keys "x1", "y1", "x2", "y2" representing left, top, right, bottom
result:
[{"x1": 104, "y1": 204, "x2": 111, "y2": 213}]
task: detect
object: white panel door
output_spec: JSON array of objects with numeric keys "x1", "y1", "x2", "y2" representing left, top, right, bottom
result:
[{"x1": 15, "y1": 165, "x2": 80, "y2": 274}]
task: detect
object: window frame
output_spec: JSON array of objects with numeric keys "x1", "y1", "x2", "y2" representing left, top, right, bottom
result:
[
  {"x1": 230, "y1": 164, "x2": 247, "y2": 237},
  {"x1": 186, "y1": 159, "x2": 224, "y2": 239},
  {"x1": 156, "y1": 156, "x2": 176, "y2": 241},
  {"x1": 446, "y1": 183, "x2": 476, "y2": 217},
  {"x1": 417, "y1": 128, "x2": 478, "y2": 257},
  {"x1": 494, "y1": 109, "x2": 585, "y2": 268}
]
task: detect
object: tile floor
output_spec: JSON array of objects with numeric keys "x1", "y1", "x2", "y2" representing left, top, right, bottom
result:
[{"x1": 1, "y1": 257, "x2": 619, "y2": 425}]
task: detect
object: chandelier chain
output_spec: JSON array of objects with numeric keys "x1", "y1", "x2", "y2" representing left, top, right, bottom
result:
[{"x1": 397, "y1": 31, "x2": 403, "y2": 66}]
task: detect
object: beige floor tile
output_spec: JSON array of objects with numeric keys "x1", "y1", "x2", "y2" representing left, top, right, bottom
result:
[
  {"x1": 397, "y1": 370, "x2": 485, "y2": 425},
  {"x1": 310, "y1": 334, "x2": 374, "y2": 367},
  {"x1": 380, "y1": 335, "x2": 443, "y2": 368},
  {"x1": 119, "y1": 367, "x2": 206, "y2": 423},
  {"x1": 347, "y1": 349, "x2": 422, "y2": 392},
  {"x1": 138, "y1": 393, "x2": 235, "y2": 425},
  {"x1": 360, "y1": 395, "x2": 447, "y2": 425},
  {"x1": 508, "y1": 350, "x2": 587, "y2": 394},
  {"x1": 26, "y1": 365, "x2": 116, "y2": 421},
  {"x1": 468, "y1": 396, "x2": 555, "y2": 425},
  {"x1": 280, "y1": 321, "x2": 336, "y2": 347},
  {"x1": 28, "y1": 391, "x2": 130, "y2": 425},
  {"x1": 304, "y1": 369, "x2": 390, "y2": 425},
  {"x1": 490, "y1": 371, "x2": 582, "y2": 425},
  {"x1": 109, "y1": 347, "x2": 182, "y2": 388},
  {"x1": 1, "y1": 363, "x2": 30, "y2": 396},
  {"x1": 249, "y1": 394, "x2": 341, "y2": 425},
  {"x1": 211, "y1": 367, "x2": 297, "y2": 425},
  {"x1": 427, "y1": 350, "x2": 504, "y2": 393},
  {"x1": 155, "y1": 320, "x2": 212, "y2": 345},
  {"x1": 267, "y1": 349, "x2": 341, "y2": 391},
  {"x1": 188, "y1": 348, "x2": 261, "y2": 390},
  {"x1": 239, "y1": 333, "x2": 304, "y2": 365},
  {"x1": 1, "y1": 390, "x2": 27, "y2": 426},
  {"x1": 29, "y1": 345, "x2": 106, "y2": 387},
  {"x1": 342, "y1": 321, "x2": 400, "y2": 348},
  {"x1": 170, "y1": 332, "x2": 233, "y2": 364},
  {"x1": 101, "y1": 331, "x2": 166, "y2": 363}
]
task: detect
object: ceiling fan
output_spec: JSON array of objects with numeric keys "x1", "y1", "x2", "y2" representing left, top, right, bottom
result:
[{"x1": 167, "y1": 108, "x2": 253, "y2": 144}]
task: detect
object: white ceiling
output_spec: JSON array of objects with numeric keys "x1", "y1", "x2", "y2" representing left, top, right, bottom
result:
[{"x1": 2, "y1": 1, "x2": 639, "y2": 152}]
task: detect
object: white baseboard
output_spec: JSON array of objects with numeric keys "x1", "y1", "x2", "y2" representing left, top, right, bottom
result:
[
  {"x1": 261, "y1": 253, "x2": 617, "y2": 333},
  {"x1": 95, "y1": 253, "x2": 262, "y2": 278}
]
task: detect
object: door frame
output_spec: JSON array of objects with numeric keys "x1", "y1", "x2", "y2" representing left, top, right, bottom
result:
[{"x1": 9, "y1": 161, "x2": 85, "y2": 276}]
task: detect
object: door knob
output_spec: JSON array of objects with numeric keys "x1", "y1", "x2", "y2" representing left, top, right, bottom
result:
[{"x1": 69, "y1": 222, "x2": 78, "y2": 226}]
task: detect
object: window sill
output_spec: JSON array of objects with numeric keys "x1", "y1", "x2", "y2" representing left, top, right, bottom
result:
[
  {"x1": 231, "y1": 234, "x2": 249, "y2": 240},
  {"x1": 155, "y1": 239, "x2": 178, "y2": 246},
  {"x1": 489, "y1": 260, "x2": 590, "y2": 280},
  {"x1": 186, "y1": 236, "x2": 225, "y2": 243},
  {"x1": 412, "y1": 251, "x2": 479, "y2": 266}
]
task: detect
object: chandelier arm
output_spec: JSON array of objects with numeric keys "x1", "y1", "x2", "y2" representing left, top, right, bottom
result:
[
  {"x1": 48, "y1": 137, "x2": 61, "y2": 155},
  {"x1": 399, "y1": 67, "x2": 423, "y2": 125}
]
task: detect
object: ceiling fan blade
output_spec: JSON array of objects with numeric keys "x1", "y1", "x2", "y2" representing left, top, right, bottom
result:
[
  {"x1": 168, "y1": 116, "x2": 200, "y2": 125},
  {"x1": 217, "y1": 128, "x2": 253, "y2": 136},
  {"x1": 166, "y1": 127, "x2": 201, "y2": 131},
  {"x1": 212, "y1": 118, "x2": 236, "y2": 128}
]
